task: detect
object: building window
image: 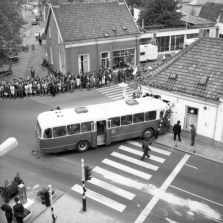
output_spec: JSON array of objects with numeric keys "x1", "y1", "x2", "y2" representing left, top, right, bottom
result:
[
  {"x1": 113, "y1": 48, "x2": 135, "y2": 69},
  {"x1": 140, "y1": 38, "x2": 152, "y2": 45},
  {"x1": 187, "y1": 33, "x2": 198, "y2": 39},
  {"x1": 185, "y1": 107, "x2": 198, "y2": 130},
  {"x1": 203, "y1": 29, "x2": 210, "y2": 37},
  {"x1": 101, "y1": 52, "x2": 110, "y2": 68},
  {"x1": 156, "y1": 36, "x2": 170, "y2": 52},
  {"x1": 49, "y1": 26, "x2": 51, "y2": 38},
  {"x1": 78, "y1": 54, "x2": 89, "y2": 74},
  {"x1": 59, "y1": 52, "x2": 62, "y2": 72},
  {"x1": 171, "y1": 35, "x2": 184, "y2": 51},
  {"x1": 50, "y1": 46, "x2": 53, "y2": 64},
  {"x1": 219, "y1": 34, "x2": 223, "y2": 38}
]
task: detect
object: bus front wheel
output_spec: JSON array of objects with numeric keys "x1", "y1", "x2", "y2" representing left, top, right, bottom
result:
[
  {"x1": 143, "y1": 128, "x2": 154, "y2": 140},
  {"x1": 77, "y1": 141, "x2": 89, "y2": 153}
]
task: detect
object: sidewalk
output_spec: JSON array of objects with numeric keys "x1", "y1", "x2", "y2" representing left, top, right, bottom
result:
[{"x1": 155, "y1": 132, "x2": 223, "y2": 164}]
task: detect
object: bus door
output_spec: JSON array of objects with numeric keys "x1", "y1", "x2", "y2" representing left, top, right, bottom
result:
[
  {"x1": 106, "y1": 120, "x2": 111, "y2": 145},
  {"x1": 91, "y1": 122, "x2": 97, "y2": 148}
]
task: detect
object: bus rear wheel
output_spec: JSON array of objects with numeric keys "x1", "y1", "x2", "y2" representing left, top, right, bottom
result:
[
  {"x1": 143, "y1": 128, "x2": 154, "y2": 140},
  {"x1": 76, "y1": 141, "x2": 89, "y2": 153}
]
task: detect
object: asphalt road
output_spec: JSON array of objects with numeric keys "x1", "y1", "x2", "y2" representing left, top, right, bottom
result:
[{"x1": 0, "y1": 89, "x2": 223, "y2": 223}]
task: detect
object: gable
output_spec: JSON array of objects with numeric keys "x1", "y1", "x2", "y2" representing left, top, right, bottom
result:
[{"x1": 199, "y1": 2, "x2": 223, "y2": 21}]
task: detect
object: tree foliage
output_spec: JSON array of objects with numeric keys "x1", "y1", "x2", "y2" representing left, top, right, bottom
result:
[
  {"x1": 138, "y1": 0, "x2": 183, "y2": 28},
  {"x1": 0, "y1": 0, "x2": 26, "y2": 61}
]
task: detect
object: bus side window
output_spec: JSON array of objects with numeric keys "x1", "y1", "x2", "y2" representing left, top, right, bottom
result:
[
  {"x1": 81, "y1": 122, "x2": 92, "y2": 133},
  {"x1": 53, "y1": 126, "x2": 67, "y2": 138},
  {"x1": 109, "y1": 117, "x2": 120, "y2": 127},
  {"x1": 160, "y1": 111, "x2": 164, "y2": 118},
  {"x1": 121, "y1": 115, "x2": 132, "y2": 126},
  {"x1": 67, "y1": 124, "x2": 80, "y2": 135},
  {"x1": 145, "y1": 111, "x2": 157, "y2": 121},
  {"x1": 44, "y1": 128, "x2": 52, "y2": 139},
  {"x1": 133, "y1": 113, "x2": 144, "y2": 123}
]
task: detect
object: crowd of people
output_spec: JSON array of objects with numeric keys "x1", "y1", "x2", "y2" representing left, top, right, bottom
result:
[{"x1": 0, "y1": 66, "x2": 135, "y2": 99}]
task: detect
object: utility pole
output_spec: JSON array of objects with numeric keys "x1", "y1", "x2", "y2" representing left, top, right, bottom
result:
[{"x1": 81, "y1": 159, "x2": 87, "y2": 211}]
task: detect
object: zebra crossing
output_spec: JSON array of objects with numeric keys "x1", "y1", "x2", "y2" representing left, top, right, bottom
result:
[
  {"x1": 95, "y1": 85, "x2": 135, "y2": 100},
  {"x1": 71, "y1": 140, "x2": 171, "y2": 212}
]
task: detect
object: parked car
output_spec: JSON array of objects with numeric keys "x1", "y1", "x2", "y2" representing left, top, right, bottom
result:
[{"x1": 32, "y1": 19, "x2": 38, "y2": 25}]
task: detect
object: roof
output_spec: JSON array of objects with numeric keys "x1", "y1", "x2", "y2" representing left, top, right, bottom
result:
[
  {"x1": 139, "y1": 37, "x2": 223, "y2": 102},
  {"x1": 47, "y1": 1, "x2": 140, "y2": 42},
  {"x1": 199, "y1": 2, "x2": 223, "y2": 21},
  {"x1": 37, "y1": 98, "x2": 166, "y2": 129},
  {"x1": 180, "y1": 14, "x2": 215, "y2": 25},
  {"x1": 189, "y1": 0, "x2": 223, "y2": 6}
]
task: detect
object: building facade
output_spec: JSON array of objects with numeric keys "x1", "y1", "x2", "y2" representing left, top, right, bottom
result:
[{"x1": 45, "y1": 0, "x2": 140, "y2": 74}]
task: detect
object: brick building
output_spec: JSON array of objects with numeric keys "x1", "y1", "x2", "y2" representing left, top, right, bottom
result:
[{"x1": 45, "y1": 0, "x2": 140, "y2": 74}]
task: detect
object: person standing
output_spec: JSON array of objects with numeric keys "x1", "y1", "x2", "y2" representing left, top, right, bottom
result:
[
  {"x1": 30, "y1": 67, "x2": 35, "y2": 79},
  {"x1": 141, "y1": 138, "x2": 151, "y2": 161},
  {"x1": 35, "y1": 32, "x2": 38, "y2": 41},
  {"x1": 13, "y1": 197, "x2": 24, "y2": 223},
  {"x1": 1, "y1": 198, "x2": 13, "y2": 223},
  {"x1": 190, "y1": 124, "x2": 196, "y2": 146},
  {"x1": 173, "y1": 120, "x2": 181, "y2": 141}
]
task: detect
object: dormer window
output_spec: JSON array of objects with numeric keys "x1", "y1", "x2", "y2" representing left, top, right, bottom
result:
[
  {"x1": 169, "y1": 73, "x2": 178, "y2": 80},
  {"x1": 104, "y1": 32, "x2": 109, "y2": 37},
  {"x1": 198, "y1": 76, "x2": 209, "y2": 85},
  {"x1": 122, "y1": 25, "x2": 127, "y2": 30},
  {"x1": 112, "y1": 27, "x2": 116, "y2": 31}
]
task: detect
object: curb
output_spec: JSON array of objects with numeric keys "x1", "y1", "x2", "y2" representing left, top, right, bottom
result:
[{"x1": 155, "y1": 141, "x2": 223, "y2": 165}]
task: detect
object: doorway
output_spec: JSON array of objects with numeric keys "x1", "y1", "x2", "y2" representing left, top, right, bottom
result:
[{"x1": 96, "y1": 120, "x2": 106, "y2": 145}]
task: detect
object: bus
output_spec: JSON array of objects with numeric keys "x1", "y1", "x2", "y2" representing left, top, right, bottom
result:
[{"x1": 35, "y1": 98, "x2": 169, "y2": 154}]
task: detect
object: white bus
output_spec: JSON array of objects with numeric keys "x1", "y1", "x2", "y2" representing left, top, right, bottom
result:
[{"x1": 35, "y1": 98, "x2": 169, "y2": 154}]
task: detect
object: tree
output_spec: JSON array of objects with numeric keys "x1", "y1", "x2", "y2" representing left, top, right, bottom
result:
[
  {"x1": 0, "y1": 0, "x2": 26, "y2": 63},
  {"x1": 138, "y1": 0, "x2": 183, "y2": 28}
]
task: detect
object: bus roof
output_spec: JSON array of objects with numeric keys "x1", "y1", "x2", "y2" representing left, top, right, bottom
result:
[{"x1": 37, "y1": 98, "x2": 167, "y2": 130}]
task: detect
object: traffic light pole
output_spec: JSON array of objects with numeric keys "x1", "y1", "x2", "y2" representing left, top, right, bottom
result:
[
  {"x1": 81, "y1": 159, "x2": 87, "y2": 212},
  {"x1": 48, "y1": 185, "x2": 57, "y2": 223}
]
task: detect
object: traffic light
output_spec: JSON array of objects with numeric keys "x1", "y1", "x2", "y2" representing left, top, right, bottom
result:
[
  {"x1": 40, "y1": 191, "x2": 51, "y2": 207},
  {"x1": 84, "y1": 166, "x2": 92, "y2": 181}
]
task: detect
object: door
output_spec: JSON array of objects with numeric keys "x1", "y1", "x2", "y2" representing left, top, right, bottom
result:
[
  {"x1": 91, "y1": 122, "x2": 97, "y2": 148},
  {"x1": 106, "y1": 120, "x2": 111, "y2": 145}
]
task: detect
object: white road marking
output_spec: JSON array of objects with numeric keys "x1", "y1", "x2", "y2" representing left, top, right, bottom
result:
[
  {"x1": 185, "y1": 164, "x2": 198, "y2": 169},
  {"x1": 106, "y1": 89, "x2": 134, "y2": 96},
  {"x1": 111, "y1": 152, "x2": 159, "y2": 171},
  {"x1": 96, "y1": 85, "x2": 123, "y2": 92},
  {"x1": 112, "y1": 91, "x2": 135, "y2": 99},
  {"x1": 23, "y1": 198, "x2": 34, "y2": 208},
  {"x1": 102, "y1": 159, "x2": 152, "y2": 180},
  {"x1": 93, "y1": 166, "x2": 144, "y2": 189},
  {"x1": 127, "y1": 140, "x2": 171, "y2": 156},
  {"x1": 98, "y1": 87, "x2": 131, "y2": 94},
  {"x1": 119, "y1": 145, "x2": 165, "y2": 163},
  {"x1": 134, "y1": 154, "x2": 190, "y2": 223},
  {"x1": 71, "y1": 184, "x2": 126, "y2": 212},
  {"x1": 169, "y1": 185, "x2": 223, "y2": 207},
  {"x1": 89, "y1": 177, "x2": 135, "y2": 200}
]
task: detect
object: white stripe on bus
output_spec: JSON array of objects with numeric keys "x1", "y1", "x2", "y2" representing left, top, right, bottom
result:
[
  {"x1": 127, "y1": 140, "x2": 171, "y2": 156},
  {"x1": 102, "y1": 159, "x2": 152, "y2": 180},
  {"x1": 93, "y1": 166, "x2": 144, "y2": 190},
  {"x1": 119, "y1": 145, "x2": 165, "y2": 163},
  {"x1": 89, "y1": 177, "x2": 135, "y2": 200},
  {"x1": 111, "y1": 152, "x2": 159, "y2": 171},
  {"x1": 71, "y1": 184, "x2": 126, "y2": 212}
]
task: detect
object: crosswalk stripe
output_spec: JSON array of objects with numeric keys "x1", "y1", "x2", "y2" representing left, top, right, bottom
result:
[
  {"x1": 71, "y1": 184, "x2": 126, "y2": 212},
  {"x1": 96, "y1": 85, "x2": 123, "y2": 92},
  {"x1": 119, "y1": 145, "x2": 165, "y2": 163},
  {"x1": 102, "y1": 159, "x2": 152, "y2": 180},
  {"x1": 93, "y1": 166, "x2": 144, "y2": 190},
  {"x1": 97, "y1": 86, "x2": 131, "y2": 93},
  {"x1": 127, "y1": 140, "x2": 171, "y2": 156},
  {"x1": 89, "y1": 177, "x2": 135, "y2": 200},
  {"x1": 112, "y1": 91, "x2": 135, "y2": 99},
  {"x1": 106, "y1": 89, "x2": 134, "y2": 96},
  {"x1": 111, "y1": 152, "x2": 159, "y2": 171}
]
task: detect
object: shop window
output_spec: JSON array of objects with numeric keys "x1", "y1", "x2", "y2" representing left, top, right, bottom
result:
[
  {"x1": 67, "y1": 124, "x2": 80, "y2": 135},
  {"x1": 187, "y1": 33, "x2": 198, "y2": 39},
  {"x1": 108, "y1": 117, "x2": 120, "y2": 127},
  {"x1": 81, "y1": 121, "x2": 93, "y2": 133},
  {"x1": 171, "y1": 35, "x2": 184, "y2": 51},
  {"x1": 78, "y1": 54, "x2": 89, "y2": 74},
  {"x1": 145, "y1": 111, "x2": 157, "y2": 121},
  {"x1": 53, "y1": 126, "x2": 67, "y2": 138},
  {"x1": 101, "y1": 52, "x2": 110, "y2": 68},
  {"x1": 121, "y1": 115, "x2": 132, "y2": 126},
  {"x1": 133, "y1": 113, "x2": 144, "y2": 123},
  {"x1": 185, "y1": 107, "x2": 198, "y2": 130},
  {"x1": 156, "y1": 36, "x2": 170, "y2": 52}
]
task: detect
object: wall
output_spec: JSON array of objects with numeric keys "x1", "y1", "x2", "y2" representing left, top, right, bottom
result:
[{"x1": 141, "y1": 85, "x2": 223, "y2": 148}]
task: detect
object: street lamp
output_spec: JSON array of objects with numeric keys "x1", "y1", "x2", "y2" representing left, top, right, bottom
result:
[{"x1": 177, "y1": 9, "x2": 188, "y2": 48}]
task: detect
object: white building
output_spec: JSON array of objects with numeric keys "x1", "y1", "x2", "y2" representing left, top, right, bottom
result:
[{"x1": 139, "y1": 37, "x2": 223, "y2": 148}]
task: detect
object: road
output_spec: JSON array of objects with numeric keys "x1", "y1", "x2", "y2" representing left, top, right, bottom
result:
[{"x1": 0, "y1": 88, "x2": 223, "y2": 223}]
